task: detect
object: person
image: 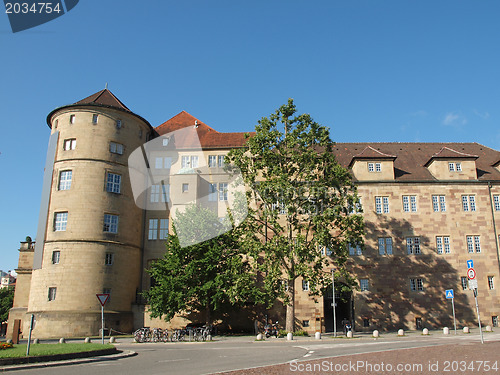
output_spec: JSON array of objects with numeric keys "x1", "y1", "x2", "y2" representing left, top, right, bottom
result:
[{"x1": 341, "y1": 317, "x2": 349, "y2": 334}]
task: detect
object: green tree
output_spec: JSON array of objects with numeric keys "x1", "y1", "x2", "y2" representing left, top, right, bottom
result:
[
  {"x1": 0, "y1": 287, "x2": 14, "y2": 323},
  {"x1": 227, "y1": 99, "x2": 364, "y2": 332},
  {"x1": 144, "y1": 205, "x2": 264, "y2": 324}
]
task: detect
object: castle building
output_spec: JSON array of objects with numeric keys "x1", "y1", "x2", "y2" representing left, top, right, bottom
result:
[{"x1": 7, "y1": 90, "x2": 500, "y2": 338}]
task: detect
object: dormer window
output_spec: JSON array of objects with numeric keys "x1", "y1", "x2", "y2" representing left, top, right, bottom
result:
[
  {"x1": 368, "y1": 163, "x2": 381, "y2": 172},
  {"x1": 449, "y1": 162, "x2": 462, "y2": 172}
]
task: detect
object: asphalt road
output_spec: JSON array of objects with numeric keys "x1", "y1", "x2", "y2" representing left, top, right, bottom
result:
[{"x1": 4, "y1": 330, "x2": 500, "y2": 375}]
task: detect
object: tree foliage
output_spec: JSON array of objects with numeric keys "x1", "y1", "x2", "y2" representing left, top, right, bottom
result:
[
  {"x1": 144, "y1": 205, "x2": 264, "y2": 324},
  {"x1": 227, "y1": 99, "x2": 364, "y2": 331},
  {"x1": 0, "y1": 287, "x2": 14, "y2": 323}
]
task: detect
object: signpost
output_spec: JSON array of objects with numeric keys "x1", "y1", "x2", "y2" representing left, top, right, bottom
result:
[
  {"x1": 26, "y1": 314, "x2": 35, "y2": 356},
  {"x1": 331, "y1": 269, "x2": 336, "y2": 338},
  {"x1": 445, "y1": 289, "x2": 456, "y2": 335},
  {"x1": 96, "y1": 294, "x2": 110, "y2": 345},
  {"x1": 466, "y1": 260, "x2": 483, "y2": 344}
]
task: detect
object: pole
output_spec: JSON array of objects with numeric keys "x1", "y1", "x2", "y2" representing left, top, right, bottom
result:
[
  {"x1": 101, "y1": 305, "x2": 104, "y2": 345},
  {"x1": 26, "y1": 314, "x2": 34, "y2": 356},
  {"x1": 332, "y1": 269, "x2": 336, "y2": 338},
  {"x1": 473, "y1": 289, "x2": 484, "y2": 344},
  {"x1": 451, "y1": 298, "x2": 457, "y2": 335}
]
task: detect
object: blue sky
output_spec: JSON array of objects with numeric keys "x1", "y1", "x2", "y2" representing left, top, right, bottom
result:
[{"x1": 0, "y1": 1, "x2": 499, "y2": 272}]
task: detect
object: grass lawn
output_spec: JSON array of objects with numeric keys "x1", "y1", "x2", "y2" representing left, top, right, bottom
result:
[{"x1": 0, "y1": 343, "x2": 114, "y2": 359}]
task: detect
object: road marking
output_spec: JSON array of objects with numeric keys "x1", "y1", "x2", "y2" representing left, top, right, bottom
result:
[{"x1": 158, "y1": 358, "x2": 191, "y2": 363}]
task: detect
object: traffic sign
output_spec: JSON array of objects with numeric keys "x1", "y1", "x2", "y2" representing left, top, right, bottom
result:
[
  {"x1": 96, "y1": 294, "x2": 110, "y2": 306},
  {"x1": 445, "y1": 289, "x2": 454, "y2": 299},
  {"x1": 467, "y1": 268, "x2": 476, "y2": 280},
  {"x1": 468, "y1": 279, "x2": 478, "y2": 290},
  {"x1": 467, "y1": 260, "x2": 474, "y2": 269}
]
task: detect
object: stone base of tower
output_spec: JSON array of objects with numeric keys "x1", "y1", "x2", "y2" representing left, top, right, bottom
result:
[{"x1": 26, "y1": 310, "x2": 135, "y2": 339}]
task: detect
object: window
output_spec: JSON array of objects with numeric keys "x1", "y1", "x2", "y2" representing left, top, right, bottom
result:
[
  {"x1": 162, "y1": 137, "x2": 169, "y2": 146},
  {"x1": 219, "y1": 183, "x2": 228, "y2": 201},
  {"x1": 54, "y1": 212, "x2": 68, "y2": 231},
  {"x1": 321, "y1": 246, "x2": 332, "y2": 256},
  {"x1": 181, "y1": 155, "x2": 199, "y2": 168},
  {"x1": 410, "y1": 278, "x2": 424, "y2": 291},
  {"x1": 432, "y1": 195, "x2": 446, "y2": 212},
  {"x1": 466, "y1": 235, "x2": 481, "y2": 253},
  {"x1": 368, "y1": 162, "x2": 381, "y2": 172},
  {"x1": 456, "y1": 163, "x2": 462, "y2": 171},
  {"x1": 462, "y1": 195, "x2": 476, "y2": 212},
  {"x1": 349, "y1": 244, "x2": 362, "y2": 256},
  {"x1": 273, "y1": 200, "x2": 287, "y2": 215},
  {"x1": 378, "y1": 238, "x2": 393, "y2": 255},
  {"x1": 461, "y1": 276, "x2": 468, "y2": 290},
  {"x1": 155, "y1": 157, "x2": 172, "y2": 169},
  {"x1": 406, "y1": 237, "x2": 421, "y2": 254},
  {"x1": 159, "y1": 219, "x2": 169, "y2": 239},
  {"x1": 58, "y1": 170, "x2": 72, "y2": 190},
  {"x1": 302, "y1": 280, "x2": 309, "y2": 291},
  {"x1": 488, "y1": 276, "x2": 494, "y2": 290},
  {"x1": 161, "y1": 184, "x2": 169, "y2": 202},
  {"x1": 218, "y1": 155, "x2": 225, "y2": 167},
  {"x1": 109, "y1": 142, "x2": 123, "y2": 155},
  {"x1": 402, "y1": 195, "x2": 417, "y2": 212},
  {"x1": 103, "y1": 214, "x2": 118, "y2": 233},
  {"x1": 375, "y1": 196, "x2": 389, "y2": 214},
  {"x1": 302, "y1": 320, "x2": 310, "y2": 328},
  {"x1": 150, "y1": 184, "x2": 160, "y2": 202},
  {"x1": 209, "y1": 183, "x2": 217, "y2": 201},
  {"x1": 148, "y1": 219, "x2": 158, "y2": 240},
  {"x1": 182, "y1": 183, "x2": 189, "y2": 193},
  {"x1": 494, "y1": 195, "x2": 500, "y2": 211},
  {"x1": 69, "y1": 114, "x2": 75, "y2": 124},
  {"x1": 360, "y1": 279, "x2": 369, "y2": 291},
  {"x1": 105, "y1": 253, "x2": 114, "y2": 266},
  {"x1": 92, "y1": 114, "x2": 98, "y2": 124},
  {"x1": 63, "y1": 138, "x2": 76, "y2": 150},
  {"x1": 436, "y1": 236, "x2": 451, "y2": 254},
  {"x1": 48, "y1": 287, "x2": 57, "y2": 301},
  {"x1": 54, "y1": 119, "x2": 58, "y2": 128},
  {"x1": 106, "y1": 173, "x2": 121, "y2": 194},
  {"x1": 448, "y1": 163, "x2": 454, "y2": 172},
  {"x1": 493, "y1": 316, "x2": 499, "y2": 328},
  {"x1": 363, "y1": 319, "x2": 370, "y2": 328},
  {"x1": 449, "y1": 162, "x2": 461, "y2": 172},
  {"x1": 116, "y1": 120, "x2": 122, "y2": 129},
  {"x1": 52, "y1": 251, "x2": 60, "y2": 264},
  {"x1": 208, "y1": 155, "x2": 217, "y2": 168}
]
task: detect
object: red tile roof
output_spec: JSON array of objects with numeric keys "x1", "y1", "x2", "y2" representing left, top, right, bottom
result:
[
  {"x1": 424, "y1": 146, "x2": 478, "y2": 165},
  {"x1": 155, "y1": 111, "x2": 252, "y2": 149}
]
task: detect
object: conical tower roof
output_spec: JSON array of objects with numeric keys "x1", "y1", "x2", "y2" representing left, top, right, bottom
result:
[{"x1": 47, "y1": 89, "x2": 151, "y2": 128}]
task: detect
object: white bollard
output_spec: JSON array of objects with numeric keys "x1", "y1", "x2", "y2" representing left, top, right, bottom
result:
[
  {"x1": 347, "y1": 331, "x2": 353, "y2": 338},
  {"x1": 109, "y1": 336, "x2": 116, "y2": 343},
  {"x1": 463, "y1": 327, "x2": 470, "y2": 334},
  {"x1": 422, "y1": 328, "x2": 429, "y2": 335},
  {"x1": 84, "y1": 337, "x2": 92, "y2": 343},
  {"x1": 256, "y1": 333, "x2": 263, "y2": 340},
  {"x1": 59, "y1": 338, "x2": 66, "y2": 344},
  {"x1": 485, "y1": 325, "x2": 492, "y2": 332},
  {"x1": 287, "y1": 332, "x2": 293, "y2": 341},
  {"x1": 397, "y1": 329, "x2": 404, "y2": 336},
  {"x1": 315, "y1": 332, "x2": 321, "y2": 340},
  {"x1": 373, "y1": 330, "x2": 379, "y2": 338},
  {"x1": 443, "y1": 327, "x2": 449, "y2": 335},
  {"x1": 33, "y1": 338, "x2": 39, "y2": 344}
]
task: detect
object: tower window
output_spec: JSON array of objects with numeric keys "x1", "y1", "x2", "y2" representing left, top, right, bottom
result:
[
  {"x1": 106, "y1": 173, "x2": 121, "y2": 194},
  {"x1": 116, "y1": 119, "x2": 122, "y2": 129},
  {"x1": 52, "y1": 251, "x2": 60, "y2": 264},
  {"x1": 63, "y1": 139, "x2": 76, "y2": 151},
  {"x1": 103, "y1": 214, "x2": 119, "y2": 233},
  {"x1": 105, "y1": 253, "x2": 114, "y2": 266},
  {"x1": 58, "y1": 170, "x2": 72, "y2": 191},
  {"x1": 48, "y1": 287, "x2": 57, "y2": 301},
  {"x1": 69, "y1": 115, "x2": 75, "y2": 124},
  {"x1": 182, "y1": 183, "x2": 189, "y2": 193},
  {"x1": 54, "y1": 212, "x2": 68, "y2": 231},
  {"x1": 92, "y1": 114, "x2": 99, "y2": 124},
  {"x1": 110, "y1": 142, "x2": 124, "y2": 155}
]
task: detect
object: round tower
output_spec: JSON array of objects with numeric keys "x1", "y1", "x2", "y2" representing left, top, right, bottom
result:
[{"x1": 27, "y1": 89, "x2": 151, "y2": 338}]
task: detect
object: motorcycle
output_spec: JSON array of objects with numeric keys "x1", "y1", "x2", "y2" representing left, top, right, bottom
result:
[{"x1": 264, "y1": 321, "x2": 279, "y2": 338}]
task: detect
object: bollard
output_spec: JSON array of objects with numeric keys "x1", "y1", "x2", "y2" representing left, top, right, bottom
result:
[
  {"x1": 347, "y1": 331, "x2": 353, "y2": 338},
  {"x1": 207, "y1": 334, "x2": 212, "y2": 341},
  {"x1": 397, "y1": 329, "x2": 404, "y2": 336},
  {"x1": 485, "y1": 325, "x2": 492, "y2": 332},
  {"x1": 463, "y1": 327, "x2": 470, "y2": 334},
  {"x1": 59, "y1": 338, "x2": 66, "y2": 344},
  {"x1": 33, "y1": 338, "x2": 39, "y2": 344},
  {"x1": 315, "y1": 332, "x2": 321, "y2": 340},
  {"x1": 256, "y1": 333, "x2": 263, "y2": 340},
  {"x1": 6, "y1": 339, "x2": 13, "y2": 344},
  {"x1": 84, "y1": 337, "x2": 92, "y2": 343},
  {"x1": 287, "y1": 332, "x2": 293, "y2": 341},
  {"x1": 422, "y1": 328, "x2": 429, "y2": 335},
  {"x1": 443, "y1": 327, "x2": 449, "y2": 335},
  {"x1": 372, "y1": 330, "x2": 379, "y2": 338},
  {"x1": 109, "y1": 336, "x2": 116, "y2": 343}
]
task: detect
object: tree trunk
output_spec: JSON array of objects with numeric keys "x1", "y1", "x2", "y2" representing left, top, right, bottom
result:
[
  {"x1": 206, "y1": 303, "x2": 211, "y2": 326},
  {"x1": 285, "y1": 280, "x2": 295, "y2": 332}
]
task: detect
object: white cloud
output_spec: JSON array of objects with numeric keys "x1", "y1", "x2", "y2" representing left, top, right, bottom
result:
[
  {"x1": 443, "y1": 112, "x2": 467, "y2": 126},
  {"x1": 473, "y1": 110, "x2": 490, "y2": 120}
]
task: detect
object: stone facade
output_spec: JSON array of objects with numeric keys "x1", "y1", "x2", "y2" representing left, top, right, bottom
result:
[{"x1": 7, "y1": 90, "x2": 500, "y2": 338}]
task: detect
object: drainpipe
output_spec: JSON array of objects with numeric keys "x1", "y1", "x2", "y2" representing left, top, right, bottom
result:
[{"x1": 487, "y1": 182, "x2": 500, "y2": 275}]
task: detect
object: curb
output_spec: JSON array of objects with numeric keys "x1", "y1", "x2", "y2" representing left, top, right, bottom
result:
[{"x1": 0, "y1": 350, "x2": 137, "y2": 372}]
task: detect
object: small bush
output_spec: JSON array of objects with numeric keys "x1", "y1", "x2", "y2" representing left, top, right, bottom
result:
[
  {"x1": 294, "y1": 330, "x2": 309, "y2": 337},
  {"x1": 0, "y1": 342, "x2": 14, "y2": 350},
  {"x1": 278, "y1": 329, "x2": 287, "y2": 337}
]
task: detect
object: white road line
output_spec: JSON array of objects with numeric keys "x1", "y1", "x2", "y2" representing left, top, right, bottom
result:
[{"x1": 158, "y1": 358, "x2": 191, "y2": 363}]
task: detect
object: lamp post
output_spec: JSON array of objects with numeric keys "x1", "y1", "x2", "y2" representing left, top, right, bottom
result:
[{"x1": 332, "y1": 268, "x2": 336, "y2": 338}]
